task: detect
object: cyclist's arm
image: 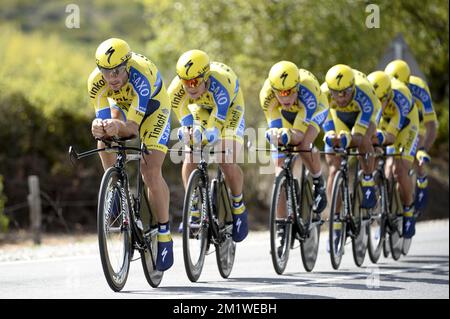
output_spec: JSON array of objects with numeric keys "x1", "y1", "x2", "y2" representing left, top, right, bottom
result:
[
  {"x1": 351, "y1": 86, "x2": 377, "y2": 136},
  {"x1": 259, "y1": 81, "x2": 282, "y2": 129},
  {"x1": 168, "y1": 76, "x2": 193, "y2": 127},
  {"x1": 207, "y1": 74, "x2": 237, "y2": 132}
]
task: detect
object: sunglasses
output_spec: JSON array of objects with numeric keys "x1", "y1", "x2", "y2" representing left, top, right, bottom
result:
[
  {"x1": 99, "y1": 64, "x2": 127, "y2": 78},
  {"x1": 180, "y1": 75, "x2": 205, "y2": 88},
  {"x1": 273, "y1": 87, "x2": 298, "y2": 97},
  {"x1": 329, "y1": 86, "x2": 354, "y2": 97}
]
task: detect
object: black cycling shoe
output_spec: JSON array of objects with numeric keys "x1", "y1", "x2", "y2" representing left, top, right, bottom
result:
[{"x1": 312, "y1": 177, "x2": 327, "y2": 214}]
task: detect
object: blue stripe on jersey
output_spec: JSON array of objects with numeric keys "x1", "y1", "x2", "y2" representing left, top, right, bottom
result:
[
  {"x1": 312, "y1": 108, "x2": 329, "y2": 129},
  {"x1": 354, "y1": 86, "x2": 374, "y2": 127},
  {"x1": 130, "y1": 66, "x2": 152, "y2": 113},
  {"x1": 323, "y1": 119, "x2": 335, "y2": 132},
  {"x1": 158, "y1": 116, "x2": 171, "y2": 146},
  {"x1": 408, "y1": 83, "x2": 433, "y2": 114},
  {"x1": 208, "y1": 76, "x2": 231, "y2": 122},
  {"x1": 96, "y1": 107, "x2": 112, "y2": 120},
  {"x1": 181, "y1": 114, "x2": 194, "y2": 127},
  {"x1": 393, "y1": 89, "x2": 411, "y2": 129},
  {"x1": 151, "y1": 70, "x2": 163, "y2": 99},
  {"x1": 298, "y1": 85, "x2": 317, "y2": 122},
  {"x1": 269, "y1": 118, "x2": 282, "y2": 128}
]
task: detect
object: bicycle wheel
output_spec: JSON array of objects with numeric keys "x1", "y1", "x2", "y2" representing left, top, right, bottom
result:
[
  {"x1": 402, "y1": 238, "x2": 413, "y2": 255},
  {"x1": 182, "y1": 169, "x2": 208, "y2": 282},
  {"x1": 213, "y1": 178, "x2": 236, "y2": 278},
  {"x1": 329, "y1": 170, "x2": 347, "y2": 270},
  {"x1": 388, "y1": 180, "x2": 403, "y2": 260},
  {"x1": 97, "y1": 167, "x2": 132, "y2": 292},
  {"x1": 299, "y1": 168, "x2": 320, "y2": 272},
  {"x1": 270, "y1": 171, "x2": 292, "y2": 275},
  {"x1": 368, "y1": 171, "x2": 386, "y2": 263},
  {"x1": 351, "y1": 180, "x2": 368, "y2": 267},
  {"x1": 140, "y1": 192, "x2": 163, "y2": 288}
]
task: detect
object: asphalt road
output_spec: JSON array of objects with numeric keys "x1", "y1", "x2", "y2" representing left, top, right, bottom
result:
[{"x1": 0, "y1": 220, "x2": 448, "y2": 299}]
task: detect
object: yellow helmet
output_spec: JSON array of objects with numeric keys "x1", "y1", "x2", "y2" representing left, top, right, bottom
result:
[
  {"x1": 325, "y1": 64, "x2": 354, "y2": 91},
  {"x1": 176, "y1": 49, "x2": 210, "y2": 80},
  {"x1": 385, "y1": 60, "x2": 410, "y2": 83},
  {"x1": 368, "y1": 71, "x2": 392, "y2": 100},
  {"x1": 95, "y1": 38, "x2": 131, "y2": 69},
  {"x1": 268, "y1": 61, "x2": 299, "y2": 91}
]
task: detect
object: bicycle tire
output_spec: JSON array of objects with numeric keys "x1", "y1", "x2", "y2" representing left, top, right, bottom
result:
[
  {"x1": 214, "y1": 178, "x2": 236, "y2": 278},
  {"x1": 329, "y1": 170, "x2": 347, "y2": 270},
  {"x1": 270, "y1": 171, "x2": 292, "y2": 275},
  {"x1": 351, "y1": 179, "x2": 368, "y2": 267},
  {"x1": 97, "y1": 167, "x2": 132, "y2": 292},
  {"x1": 140, "y1": 191, "x2": 163, "y2": 288},
  {"x1": 182, "y1": 169, "x2": 208, "y2": 282},
  {"x1": 368, "y1": 170, "x2": 386, "y2": 263},
  {"x1": 299, "y1": 167, "x2": 320, "y2": 272},
  {"x1": 388, "y1": 179, "x2": 403, "y2": 261}
]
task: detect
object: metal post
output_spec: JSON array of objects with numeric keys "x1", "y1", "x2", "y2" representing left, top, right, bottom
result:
[{"x1": 27, "y1": 175, "x2": 42, "y2": 245}]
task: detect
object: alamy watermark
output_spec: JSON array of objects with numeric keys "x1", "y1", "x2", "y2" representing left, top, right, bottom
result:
[
  {"x1": 366, "y1": 4, "x2": 380, "y2": 29},
  {"x1": 65, "y1": 4, "x2": 80, "y2": 29}
]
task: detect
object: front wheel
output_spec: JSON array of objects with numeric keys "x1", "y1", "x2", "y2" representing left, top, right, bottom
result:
[
  {"x1": 270, "y1": 171, "x2": 292, "y2": 275},
  {"x1": 182, "y1": 169, "x2": 208, "y2": 282},
  {"x1": 97, "y1": 167, "x2": 132, "y2": 292}
]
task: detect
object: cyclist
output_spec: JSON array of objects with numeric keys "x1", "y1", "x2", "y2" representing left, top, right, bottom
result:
[
  {"x1": 323, "y1": 64, "x2": 381, "y2": 214},
  {"x1": 260, "y1": 61, "x2": 329, "y2": 217},
  {"x1": 384, "y1": 60, "x2": 438, "y2": 213},
  {"x1": 168, "y1": 50, "x2": 248, "y2": 243},
  {"x1": 367, "y1": 71, "x2": 420, "y2": 238},
  {"x1": 88, "y1": 38, "x2": 173, "y2": 271}
]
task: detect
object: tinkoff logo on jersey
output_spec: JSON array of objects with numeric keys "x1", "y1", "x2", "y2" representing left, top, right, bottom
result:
[
  {"x1": 130, "y1": 67, "x2": 151, "y2": 113},
  {"x1": 89, "y1": 78, "x2": 106, "y2": 99},
  {"x1": 149, "y1": 112, "x2": 169, "y2": 140}
]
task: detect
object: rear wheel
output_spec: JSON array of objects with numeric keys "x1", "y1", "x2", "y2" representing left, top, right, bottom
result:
[
  {"x1": 214, "y1": 178, "x2": 236, "y2": 278},
  {"x1": 140, "y1": 192, "x2": 163, "y2": 288},
  {"x1": 351, "y1": 180, "x2": 368, "y2": 267},
  {"x1": 388, "y1": 180, "x2": 403, "y2": 261},
  {"x1": 329, "y1": 171, "x2": 347, "y2": 270},
  {"x1": 270, "y1": 171, "x2": 292, "y2": 275},
  {"x1": 368, "y1": 171, "x2": 386, "y2": 264},
  {"x1": 299, "y1": 167, "x2": 320, "y2": 272}
]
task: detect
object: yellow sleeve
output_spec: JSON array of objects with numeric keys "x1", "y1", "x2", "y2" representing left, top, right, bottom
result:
[
  {"x1": 259, "y1": 79, "x2": 282, "y2": 128},
  {"x1": 409, "y1": 76, "x2": 437, "y2": 124},
  {"x1": 87, "y1": 68, "x2": 110, "y2": 119},
  {"x1": 126, "y1": 57, "x2": 168, "y2": 125},
  {"x1": 168, "y1": 76, "x2": 192, "y2": 126},
  {"x1": 207, "y1": 70, "x2": 238, "y2": 131}
]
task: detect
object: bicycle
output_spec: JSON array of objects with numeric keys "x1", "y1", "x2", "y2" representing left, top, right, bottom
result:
[
  {"x1": 69, "y1": 137, "x2": 163, "y2": 291},
  {"x1": 171, "y1": 145, "x2": 236, "y2": 282},
  {"x1": 375, "y1": 147, "x2": 408, "y2": 261},
  {"x1": 253, "y1": 144, "x2": 323, "y2": 274},
  {"x1": 328, "y1": 147, "x2": 370, "y2": 270}
]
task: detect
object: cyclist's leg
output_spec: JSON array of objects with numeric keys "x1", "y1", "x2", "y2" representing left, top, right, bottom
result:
[
  {"x1": 414, "y1": 132, "x2": 428, "y2": 211},
  {"x1": 218, "y1": 92, "x2": 248, "y2": 242},
  {"x1": 394, "y1": 114, "x2": 419, "y2": 238},
  {"x1": 139, "y1": 96, "x2": 173, "y2": 271},
  {"x1": 353, "y1": 121, "x2": 377, "y2": 208}
]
